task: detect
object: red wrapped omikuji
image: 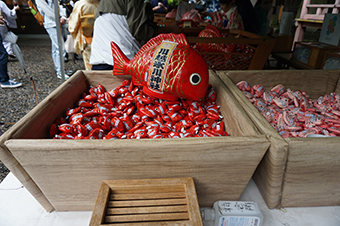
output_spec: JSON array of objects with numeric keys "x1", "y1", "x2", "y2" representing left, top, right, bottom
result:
[{"x1": 50, "y1": 80, "x2": 228, "y2": 139}]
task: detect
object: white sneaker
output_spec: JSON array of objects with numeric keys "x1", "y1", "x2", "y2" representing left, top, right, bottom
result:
[
  {"x1": 1, "y1": 80, "x2": 22, "y2": 88},
  {"x1": 57, "y1": 73, "x2": 70, "y2": 80}
]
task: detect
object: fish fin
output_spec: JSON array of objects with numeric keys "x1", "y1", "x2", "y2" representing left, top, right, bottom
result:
[
  {"x1": 111, "y1": 41, "x2": 129, "y2": 75},
  {"x1": 135, "y1": 34, "x2": 189, "y2": 59},
  {"x1": 132, "y1": 77, "x2": 143, "y2": 86}
]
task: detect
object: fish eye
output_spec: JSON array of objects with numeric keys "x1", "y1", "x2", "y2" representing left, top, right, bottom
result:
[{"x1": 189, "y1": 73, "x2": 201, "y2": 86}]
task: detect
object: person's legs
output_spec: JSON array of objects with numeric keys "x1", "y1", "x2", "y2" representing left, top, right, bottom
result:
[
  {"x1": 82, "y1": 44, "x2": 92, "y2": 70},
  {"x1": 46, "y1": 27, "x2": 66, "y2": 75},
  {"x1": 0, "y1": 34, "x2": 10, "y2": 83},
  {"x1": 0, "y1": 34, "x2": 22, "y2": 88}
]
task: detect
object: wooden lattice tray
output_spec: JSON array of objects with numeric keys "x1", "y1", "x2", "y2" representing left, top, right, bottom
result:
[{"x1": 89, "y1": 178, "x2": 203, "y2": 226}]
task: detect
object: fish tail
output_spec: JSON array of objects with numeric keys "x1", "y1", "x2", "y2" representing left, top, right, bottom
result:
[{"x1": 111, "y1": 41, "x2": 129, "y2": 75}]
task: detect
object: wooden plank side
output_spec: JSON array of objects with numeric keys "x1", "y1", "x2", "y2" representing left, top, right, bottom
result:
[
  {"x1": 281, "y1": 138, "x2": 340, "y2": 207},
  {"x1": 185, "y1": 178, "x2": 204, "y2": 226},
  {"x1": 6, "y1": 135, "x2": 269, "y2": 211},
  {"x1": 209, "y1": 70, "x2": 261, "y2": 136},
  {"x1": 104, "y1": 177, "x2": 191, "y2": 187},
  {"x1": 335, "y1": 71, "x2": 340, "y2": 93},
  {"x1": 89, "y1": 182, "x2": 110, "y2": 226},
  {"x1": 105, "y1": 212, "x2": 189, "y2": 223},
  {"x1": 108, "y1": 186, "x2": 184, "y2": 194},
  {"x1": 252, "y1": 139, "x2": 288, "y2": 209},
  {"x1": 111, "y1": 192, "x2": 186, "y2": 200},
  {"x1": 102, "y1": 220, "x2": 194, "y2": 226},
  {"x1": 106, "y1": 205, "x2": 188, "y2": 215},
  {"x1": 108, "y1": 199, "x2": 187, "y2": 207}
]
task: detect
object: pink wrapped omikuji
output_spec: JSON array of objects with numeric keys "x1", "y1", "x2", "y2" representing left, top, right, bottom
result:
[
  {"x1": 237, "y1": 81, "x2": 340, "y2": 138},
  {"x1": 111, "y1": 33, "x2": 209, "y2": 101},
  {"x1": 50, "y1": 80, "x2": 228, "y2": 139}
]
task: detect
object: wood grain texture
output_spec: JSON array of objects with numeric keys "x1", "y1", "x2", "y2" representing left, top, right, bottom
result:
[
  {"x1": 7, "y1": 136, "x2": 268, "y2": 211},
  {"x1": 4, "y1": 71, "x2": 269, "y2": 211},
  {"x1": 335, "y1": 72, "x2": 340, "y2": 93},
  {"x1": 281, "y1": 138, "x2": 340, "y2": 207},
  {"x1": 89, "y1": 182, "x2": 110, "y2": 226},
  {"x1": 217, "y1": 70, "x2": 340, "y2": 208},
  {"x1": 101, "y1": 222, "x2": 194, "y2": 226}
]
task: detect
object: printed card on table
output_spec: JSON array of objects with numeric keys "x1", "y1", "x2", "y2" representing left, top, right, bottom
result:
[{"x1": 319, "y1": 13, "x2": 340, "y2": 46}]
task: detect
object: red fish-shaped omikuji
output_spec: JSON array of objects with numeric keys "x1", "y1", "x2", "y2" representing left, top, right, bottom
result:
[
  {"x1": 196, "y1": 24, "x2": 228, "y2": 53},
  {"x1": 111, "y1": 33, "x2": 209, "y2": 101}
]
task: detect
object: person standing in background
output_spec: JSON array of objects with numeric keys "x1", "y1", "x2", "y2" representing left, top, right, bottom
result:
[
  {"x1": 220, "y1": 0, "x2": 244, "y2": 30},
  {"x1": 36, "y1": 0, "x2": 69, "y2": 79},
  {"x1": 254, "y1": 0, "x2": 273, "y2": 36},
  {"x1": 0, "y1": 0, "x2": 19, "y2": 59},
  {"x1": 236, "y1": 0, "x2": 258, "y2": 33},
  {"x1": 151, "y1": 0, "x2": 169, "y2": 14},
  {"x1": 68, "y1": 0, "x2": 100, "y2": 70},
  {"x1": 0, "y1": 15, "x2": 21, "y2": 88},
  {"x1": 90, "y1": 0, "x2": 182, "y2": 71}
]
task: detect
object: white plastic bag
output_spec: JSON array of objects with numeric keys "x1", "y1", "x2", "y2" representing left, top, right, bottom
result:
[
  {"x1": 64, "y1": 34, "x2": 76, "y2": 53},
  {"x1": 3, "y1": 31, "x2": 18, "y2": 44}
]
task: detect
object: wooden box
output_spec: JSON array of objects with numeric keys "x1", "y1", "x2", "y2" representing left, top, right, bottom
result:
[
  {"x1": 89, "y1": 178, "x2": 203, "y2": 226},
  {"x1": 322, "y1": 51, "x2": 340, "y2": 69},
  {"x1": 216, "y1": 70, "x2": 340, "y2": 209},
  {"x1": 0, "y1": 70, "x2": 269, "y2": 212},
  {"x1": 291, "y1": 41, "x2": 340, "y2": 69}
]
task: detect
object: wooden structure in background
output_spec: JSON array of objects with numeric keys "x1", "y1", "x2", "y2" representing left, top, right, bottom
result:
[
  {"x1": 293, "y1": 0, "x2": 340, "y2": 46},
  {"x1": 291, "y1": 41, "x2": 340, "y2": 68}
]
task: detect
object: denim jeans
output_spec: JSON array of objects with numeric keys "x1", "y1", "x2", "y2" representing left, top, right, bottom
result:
[
  {"x1": 46, "y1": 26, "x2": 66, "y2": 75},
  {"x1": 0, "y1": 34, "x2": 9, "y2": 83}
]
